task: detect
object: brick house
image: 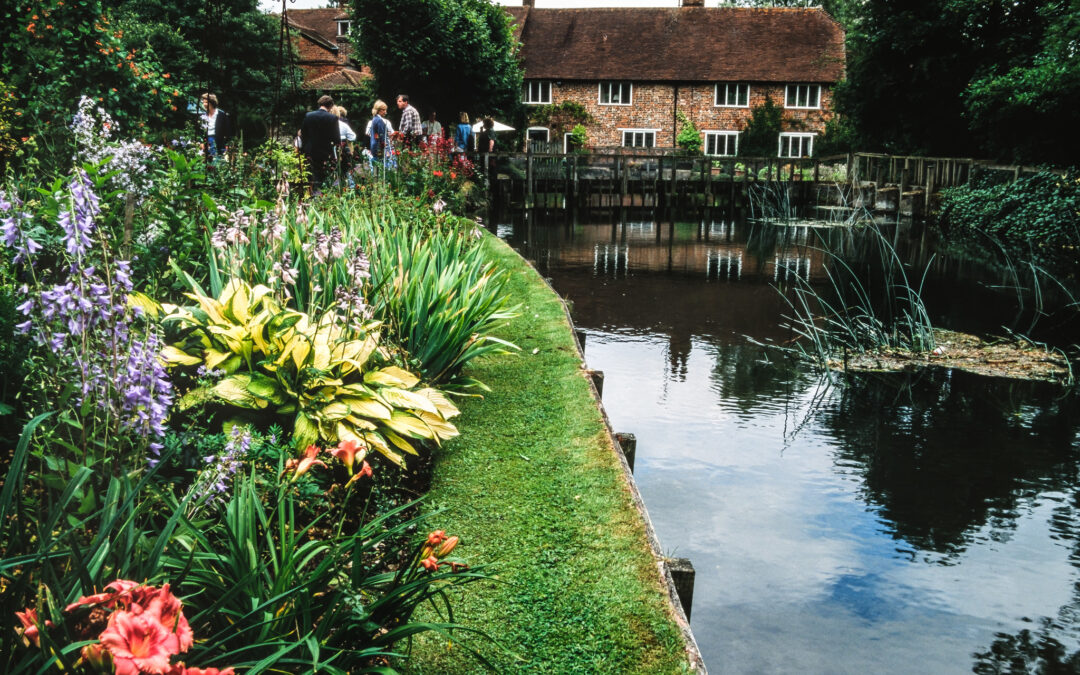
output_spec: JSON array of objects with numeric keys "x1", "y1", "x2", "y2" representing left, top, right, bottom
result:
[
  {"x1": 284, "y1": 7, "x2": 370, "y2": 89},
  {"x1": 506, "y1": 1, "x2": 845, "y2": 157}
]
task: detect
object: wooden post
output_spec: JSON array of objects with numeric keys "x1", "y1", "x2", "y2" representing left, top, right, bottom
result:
[
  {"x1": 614, "y1": 432, "x2": 636, "y2": 472},
  {"x1": 526, "y1": 149, "x2": 534, "y2": 208},
  {"x1": 668, "y1": 558, "x2": 696, "y2": 621},
  {"x1": 575, "y1": 328, "x2": 586, "y2": 355},
  {"x1": 586, "y1": 369, "x2": 604, "y2": 398}
]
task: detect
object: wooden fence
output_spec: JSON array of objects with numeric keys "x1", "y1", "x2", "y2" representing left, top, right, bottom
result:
[{"x1": 481, "y1": 150, "x2": 1053, "y2": 215}]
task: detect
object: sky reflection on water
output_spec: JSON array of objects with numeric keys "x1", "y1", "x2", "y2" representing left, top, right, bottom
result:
[{"x1": 497, "y1": 209, "x2": 1080, "y2": 673}]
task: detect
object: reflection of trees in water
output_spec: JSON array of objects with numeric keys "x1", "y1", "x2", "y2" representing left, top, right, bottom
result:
[
  {"x1": 706, "y1": 342, "x2": 816, "y2": 413},
  {"x1": 817, "y1": 369, "x2": 1080, "y2": 555},
  {"x1": 972, "y1": 489, "x2": 1080, "y2": 674}
]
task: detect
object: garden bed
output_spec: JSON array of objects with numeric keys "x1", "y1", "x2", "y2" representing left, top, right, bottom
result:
[
  {"x1": 406, "y1": 234, "x2": 697, "y2": 673},
  {"x1": 827, "y1": 328, "x2": 1072, "y2": 384}
]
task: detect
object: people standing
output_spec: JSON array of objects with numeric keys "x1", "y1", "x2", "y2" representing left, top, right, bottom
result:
[
  {"x1": 367, "y1": 99, "x2": 395, "y2": 172},
  {"x1": 332, "y1": 105, "x2": 358, "y2": 184},
  {"x1": 422, "y1": 111, "x2": 442, "y2": 141},
  {"x1": 478, "y1": 117, "x2": 496, "y2": 153},
  {"x1": 298, "y1": 95, "x2": 342, "y2": 194},
  {"x1": 200, "y1": 93, "x2": 231, "y2": 160},
  {"x1": 454, "y1": 112, "x2": 473, "y2": 154},
  {"x1": 396, "y1": 94, "x2": 422, "y2": 147}
]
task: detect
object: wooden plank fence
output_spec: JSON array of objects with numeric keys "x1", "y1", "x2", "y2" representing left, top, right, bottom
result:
[{"x1": 480, "y1": 150, "x2": 1054, "y2": 217}]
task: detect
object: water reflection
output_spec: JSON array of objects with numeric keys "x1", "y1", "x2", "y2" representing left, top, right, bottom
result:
[{"x1": 495, "y1": 208, "x2": 1080, "y2": 673}]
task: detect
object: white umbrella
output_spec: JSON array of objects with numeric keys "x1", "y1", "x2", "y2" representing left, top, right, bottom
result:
[{"x1": 472, "y1": 119, "x2": 515, "y2": 132}]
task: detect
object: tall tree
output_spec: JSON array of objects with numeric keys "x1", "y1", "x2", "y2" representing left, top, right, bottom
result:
[
  {"x1": 963, "y1": 0, "x2": 1080, "y2": 165},
  {"x1": 107, "y1": 0, "x2": 301, "y2": 141},
  {"x1": 349, "y1": 0, "x2": 522, "y2": 125},
  {"x1": 837, "y1": 0, "x2": 1058, "y2": 160}
]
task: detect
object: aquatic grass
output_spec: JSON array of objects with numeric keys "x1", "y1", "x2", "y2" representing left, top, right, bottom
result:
[
  {"x1": 405, "y1": 234, "x2": 692, "y2": 674},
  {"x1": 758, "y1": 223, "x2": 937, "y2": 366}
]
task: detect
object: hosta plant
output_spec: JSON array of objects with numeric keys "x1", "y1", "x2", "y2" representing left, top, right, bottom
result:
[{"x1": 156, "y1": 279, "x2": 459, "y2": 466}]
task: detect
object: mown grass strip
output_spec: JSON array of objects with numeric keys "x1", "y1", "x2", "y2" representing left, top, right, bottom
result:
[{"x1": 407, "y1": 234, "x2": 692, "y2": 674}]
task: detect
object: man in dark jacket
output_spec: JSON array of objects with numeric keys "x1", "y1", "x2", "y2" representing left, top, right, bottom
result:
[{"x1": 299, "y1": 94, "x2": 342, "y2": 193}]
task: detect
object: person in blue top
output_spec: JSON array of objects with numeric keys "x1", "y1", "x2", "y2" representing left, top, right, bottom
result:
[
  {"x1": 368, "y1": 99, "x2": 393, "y2": 172},
  {"x1": 454, "y1": 112, "x2": 473, "y2": 154}
]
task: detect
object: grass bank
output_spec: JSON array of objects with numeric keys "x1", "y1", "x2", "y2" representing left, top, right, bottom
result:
[{"x1": 407, "y1": 234, "x2": 693, "y2": 674}]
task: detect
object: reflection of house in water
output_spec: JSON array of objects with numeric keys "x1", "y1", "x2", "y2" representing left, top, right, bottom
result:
[
  {"x1": 503, "y1": 216, "x2": 828, "y2": 284},
  {"x1": 707, "y1": 220, "x2": 736, "y2": 241},
  {"x1": 707, "y1": 250, "x2": 743, "y2": 281},
  {"x1": 773, "y1": 254, "x2": 811, "y2": 282},
  {"x1": 593, "y1": 243, "x2": 630, "y2": 277}
]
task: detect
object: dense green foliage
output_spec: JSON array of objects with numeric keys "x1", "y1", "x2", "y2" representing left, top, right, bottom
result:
[
  {"x1": 107, "y1": 0, "x2": 303, "y2": 141},
  {"x1": 675, "y1": 111, "x2": 701, "y2": 154},
  {"x1": 738, "y1": 95, "x2": 783, "y2": 157},
  {"x1": 938, "y1": 170, "x2": 1080, "y2": 277},
  {"x1": 838, "y1": 0, "x2": 1079, "y2": 164},
  {"x1": 349, "y1": 0, "x2": 523, "y2": 123}
]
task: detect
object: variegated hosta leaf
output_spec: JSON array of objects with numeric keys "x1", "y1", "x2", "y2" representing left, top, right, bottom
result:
[
  {"x1": 377, "y1": 387, "x2": 439, "y2": 415},
  {"x1": 213, "y1": 375, "x2": 265, "y2": 409},
  {"x1": 161, "y1": 345, "x2": 201, "y2": 366},
  {"x1": 417, "y1": 387, "x2": 461, "y2": 419},
  {"x1": 293, "y1": 413, "x2": 320, "y2": 448},
  {"x1": 364, "y1": 366, "x2": 420, "y2": 389}
]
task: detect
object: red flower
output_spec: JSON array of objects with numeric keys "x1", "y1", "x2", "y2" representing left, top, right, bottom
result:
[
  {"x1": 331, "y1": 439, "x2": 365, "y2": 474},
  {"x1": 99, "y1": 609, "x2": 174, "y2": 675},
  {"x1": 433, "y1": 170, "x2": 443, "y2": 177},
  {"x1": 450, "y1": 172, "x2": 457, "y2": 180},
  {"x1": 345, "y1": 460, "x2": 373, "y2": 487},
  {"x1": 420, "y1": 556, "x2": 440, "y2": 572},
  {"x1": 168, "y1": 665, "x2": 235, "y2": 675},
  {"x1": 15, "y1": 607, "x2": 52, "y2": 647},
  {"x1": 427, "y1": 530, "x2": 448, "y2": 547},
  {"x1": 283, "y1": 445, "x2": 327, "y2": 481}
]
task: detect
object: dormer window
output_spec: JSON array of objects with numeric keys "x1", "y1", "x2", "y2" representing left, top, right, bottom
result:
[{"x1": 336, "y1": 20, "x2": 351, "y2": 36}]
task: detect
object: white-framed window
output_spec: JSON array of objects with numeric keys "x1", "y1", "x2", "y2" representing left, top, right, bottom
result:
[
  {"x1": 563, "y1": 132, "x2": 575, "y2": 153},
  {"x1": 336, "y1": 20, "x2": 351, "y2": 36},
  {"x1": 704, "y1": 131, "x2": 739, "y2": 157},
  {"x1": 785, "y1": 84, "x2": 821, "y2": 109},
  {"x1": 778, "y1": 132, "x2": 815, "y2": 158},
  {"x1": 527, "y1": 127, "x2": 550, "y2": 145},
  {"x1": 599, "y1": 81, "x2": 632, "y2": 106},
  {"x1": 523, "y1": 81, "x2": 552, "y2": 105},
  {"x1": 715, "y1": 83, "x2": 749, "y2": 107},
  {"x1": 620, "y1": 128, "x2": 656, "y2": 148}
]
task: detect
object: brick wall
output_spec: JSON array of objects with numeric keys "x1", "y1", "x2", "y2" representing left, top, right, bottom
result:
[
  {"x1": 296, "y1": 35, "x2": 352, "y2": 84},
  {"x1": 533, "y1": 80, "x2": 834, "y2": 153}
]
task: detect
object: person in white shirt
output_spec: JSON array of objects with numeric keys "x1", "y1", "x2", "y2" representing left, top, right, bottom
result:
[{"x1": 422, "y1": 111, "x2": 443, "y2": 141}]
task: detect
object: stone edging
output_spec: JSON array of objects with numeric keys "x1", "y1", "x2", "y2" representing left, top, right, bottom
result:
[{"x1": 513, "y1": 249, "x2": 708, "y2": 674}]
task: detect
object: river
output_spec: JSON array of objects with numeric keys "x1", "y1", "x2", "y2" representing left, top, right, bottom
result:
[{"x1": 493, "y1": 207, "x2": 1080, "y2": 674}]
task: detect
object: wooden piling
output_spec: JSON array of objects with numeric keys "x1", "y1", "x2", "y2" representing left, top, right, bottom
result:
[
  {"x1": 614, "y1": 432, "x2": 636, "y2": 472},
  {"x1": 586, "y1": 369, "x2": 604, "y2": 398},
  {"x1": 668, "y1": 557, "x2": 696, "y2": 621},
  {"x1": 575, "y1": 328, "x2": 587, "y2": 355}
]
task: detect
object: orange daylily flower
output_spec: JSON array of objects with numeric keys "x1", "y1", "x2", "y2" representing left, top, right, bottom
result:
[
  {"x1": 283, "y1": 445, "x2": 327, "y2": 481},
  {"x1": 331, "y1": 439, "x2": 365, "y2": 473},
  {"x1": 345, "y1": 460, "x2": 374, "y2": 487}
]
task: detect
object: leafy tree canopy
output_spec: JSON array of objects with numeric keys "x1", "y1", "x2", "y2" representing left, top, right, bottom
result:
[
  {"x1": 349, "y1": 0, "x2": 523, "y2": 126},
  {"x1": 837, "y1": 0, "x2": 1073, "y2": 164},
  {"x1": 106, "y1": 0, "x2": 301, "y2": 142}
]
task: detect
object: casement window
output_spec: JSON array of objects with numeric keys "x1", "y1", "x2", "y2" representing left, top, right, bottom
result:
[
  {"x1": 778, "y1": 132, "x2": 815, "y2": 158},
  {"x1": 527, "y1": 127, "x2": 550, "y2": 145},
  {"x1": 621, "y1": 129, "x2": 656, "y2": 148},
  {"x1": 704, "y1": 131, "x2": 739, "y2": 157},
  {"x1": 715, "y1": 83, "x2": 750, "y2": 107},
  {"x1": 336, "y1": 20, "x2": 351, "y2": 36},
  {"x1": 523, "y1": 81, "x2": 552, "y2": 105},
  {"x1": 785, "y1": 84, "x2": 821, "y2": 109},
  {"x1": 599, "y1": 81, "x2": 633, "y2": 106}
]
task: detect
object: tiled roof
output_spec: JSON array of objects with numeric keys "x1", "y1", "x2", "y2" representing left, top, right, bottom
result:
[
  {"x1": 303, "y1": 67, "x2": 372, "y2": 90},
  {"x1": 511, "y1": 7, "x2": 845, "y2": 83},
  {"x1": 285, "y1": 8, "x2": 349, "y2": 46}
]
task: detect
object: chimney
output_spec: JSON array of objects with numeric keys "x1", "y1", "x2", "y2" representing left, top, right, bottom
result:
[
  {"x1": 681, "y1": 0, "x2": 704, "y2": 6},
  {"x1": 523, "y1": 0, "x2": 535, "y2": 7}
]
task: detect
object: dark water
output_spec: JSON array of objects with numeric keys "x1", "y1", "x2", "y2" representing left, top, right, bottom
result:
[{"x1": 494, "y1": 209, "x2": 1080, "y2": 674}]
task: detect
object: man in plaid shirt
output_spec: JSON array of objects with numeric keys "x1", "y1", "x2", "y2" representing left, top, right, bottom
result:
[{"x1": 396, "y1": 94, "x2": 422, "y2": 146}]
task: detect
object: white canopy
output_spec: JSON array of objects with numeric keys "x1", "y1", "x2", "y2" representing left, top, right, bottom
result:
[{"x1": 472, "y1": 119, "x2": 515, "y2": 132}]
